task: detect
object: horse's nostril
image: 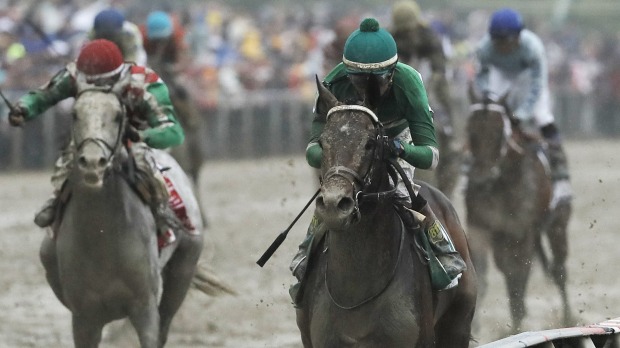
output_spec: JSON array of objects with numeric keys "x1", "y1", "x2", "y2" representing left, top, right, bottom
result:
[
  {"x1": 77, "y1": 156, "x2": 88, "y2": 168},
  {"x1": 337, "y1": 197, "x2": 354, "y2": 213},
  {"x1": 316, "y1": 196, "x2": 325, "y2": 209},
  {"x1": 98, "y1": 157, "x2": 107, "y2": 168}
]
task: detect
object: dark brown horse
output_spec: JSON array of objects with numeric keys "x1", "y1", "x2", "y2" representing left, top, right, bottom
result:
[
  {"x1": 465, "y1": 90, "x2": 573, "y2": 333},
  {"x1": 295, "y1": 82, "x2": 477, "y2": 347}
]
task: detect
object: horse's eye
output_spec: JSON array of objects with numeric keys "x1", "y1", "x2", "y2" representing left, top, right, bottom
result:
[
  {"x1": 364, "y1": 139, "x2": 375, "y2": 150},
  {"x1": 115, "y1": 113, "x2": 123, "y2": 123}
]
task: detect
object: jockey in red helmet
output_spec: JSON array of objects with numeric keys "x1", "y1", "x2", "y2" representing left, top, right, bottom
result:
[{"x1": 8, "y1": 39, "x2": 187, "y2": 245}]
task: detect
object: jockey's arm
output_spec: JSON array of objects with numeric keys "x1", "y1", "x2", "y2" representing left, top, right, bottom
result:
[
  {"x1": 139, "y1": 81, "x2": 184, "y2": 149},
  {"x1": 393, "y1": 65, "x2": 439, "y2": 170},
  {"x1": 305, "y1": 115, "x2": 325, "y2": 169},
  {"x1": 16, "y1": 68, "x2": 77, "y2": 121},
  {"x1": 515, "y1": 39, "x2": 547, "y2": 121}
]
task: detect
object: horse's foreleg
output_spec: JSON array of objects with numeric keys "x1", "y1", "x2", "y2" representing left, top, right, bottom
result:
[
  {"x1": 494, "y1": 240, "x2": 530, "y2": 333},
  {"x1": 547, "y1": 202, "x2": 573, "y2": 325},
  {"x1": 128, "y1": 304, "x2": 160, "y2": 348},
  {"x1": 72, "y1": 314, "x2": 104, "y2": 348},
  {"x1": 39, "y1": 234, "x2": 67, "y2": 307},
  {"x1": 158, "y1": 234, "x2": 204, "y2": 346}
]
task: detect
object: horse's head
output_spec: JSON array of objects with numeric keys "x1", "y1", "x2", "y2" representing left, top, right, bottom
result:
[
  {"x1": 71, "y1": 89, "x2": 126, "y2": 188},
  {"x1": 466, "y1": 85, "x2": 518, "y2": 181},
  {"x1": 314, "y1": 78, "x2": 392, "y2": 230}
]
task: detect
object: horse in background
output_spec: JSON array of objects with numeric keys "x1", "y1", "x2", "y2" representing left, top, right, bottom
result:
[
  {"x1": 295, "y1": 81, "x2": 476, "y2": 347},
  {"x1": 38, "y1": 88, "x2": 206, "y2": 347},
  {"x1": 465, "y1": 87, "x2": 573, "y2": 334}
]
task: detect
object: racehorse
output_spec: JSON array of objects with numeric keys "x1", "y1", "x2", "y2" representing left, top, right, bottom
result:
[
  {"x1": 38, "y1": 88, "x2": 205, "y2": 347},
  {"x1": 465, "y1": 88, "x2": 573, "y2": 333},
  {"x1": 295, "y1": 80, "x2": 477, "y2": 347}
]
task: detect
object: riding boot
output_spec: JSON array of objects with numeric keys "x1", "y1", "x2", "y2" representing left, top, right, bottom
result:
[
  {"x1": 541, "y1": 124, "x2": 573, "y2": 209},
  {"x1": 290, "y1": 215, "x2": 323, "y2": 281},
  {"x1": 289, "y1": 214, "x2": 324, "y2": 305},
  {"x1": 34, "y1": 194, "x2": 60, "y2": 228},
  {"x1": 417, "y1": 203, "x2": 467, "y2": 290}
]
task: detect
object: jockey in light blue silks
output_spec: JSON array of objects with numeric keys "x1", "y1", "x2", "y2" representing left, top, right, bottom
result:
[{"x1": 474, "y1": 8, "x2": 572, "y2": 209}]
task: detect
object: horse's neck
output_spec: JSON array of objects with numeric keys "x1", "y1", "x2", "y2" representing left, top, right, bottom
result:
[
  {"x1": 327, "y1": 203, "x2": 401, "y2": 288},
  {"x1": 69, "y1": 172, "x2": 147, "y2": 232}
]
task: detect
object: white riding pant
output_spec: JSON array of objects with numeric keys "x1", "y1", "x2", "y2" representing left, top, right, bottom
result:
[{"x1": 487, "y1": 67, "x2": 554, "y2": 127}]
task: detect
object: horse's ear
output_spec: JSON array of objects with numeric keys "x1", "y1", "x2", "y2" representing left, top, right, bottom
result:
[{"x1": 315, "y1": 75, "x2": 339, "y2": 115}]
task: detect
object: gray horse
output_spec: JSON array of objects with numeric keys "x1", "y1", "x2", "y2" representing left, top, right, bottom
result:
[{"x1": 38, "y1": 89, "x2": 205, "y2": 347}]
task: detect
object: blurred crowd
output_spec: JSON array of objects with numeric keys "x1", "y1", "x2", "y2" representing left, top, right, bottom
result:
[{"x1": 1, "y1": 0, "x2": 620, "y2": 134}]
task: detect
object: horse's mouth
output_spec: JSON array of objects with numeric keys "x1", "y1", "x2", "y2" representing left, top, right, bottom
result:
[
  {"x1": 318, "y1": 212, "x2": 358, "y2": 231},
  {"x1": 82, "y1": 171, "x2": 104, "y2": 188}
]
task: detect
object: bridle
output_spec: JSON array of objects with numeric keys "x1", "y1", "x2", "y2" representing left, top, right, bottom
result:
[
  {"x1": 321, "y1": 105, "x2": 399, "y2": 219},
  {"x1": 321, "y1": 105, "x2": 407, "y2": 310},
  {"x1": 72, "y1": 88, "x2": 127, "y2": 172},
  {"x1": 468, "y1": 100, "x2": 523, "y2": 184}
]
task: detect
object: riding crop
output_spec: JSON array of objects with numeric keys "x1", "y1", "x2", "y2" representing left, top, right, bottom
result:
[{"x1": 256, "y1": 188, "x2": 320, "y2": 267}]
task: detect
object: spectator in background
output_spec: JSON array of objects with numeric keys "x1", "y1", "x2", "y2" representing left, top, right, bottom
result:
[
  {"x1": 89, "y1": 8, "x2": 146, "y2": 65},
  {"x1": 390, "y1": 0, "x2": 461, "y2": 199}
]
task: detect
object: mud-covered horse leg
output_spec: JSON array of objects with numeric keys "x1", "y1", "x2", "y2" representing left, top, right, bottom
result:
[
  {"x1": 494, "y1": 234, "x2": 532, "y2": 333},
  {"x1": 72, "y1": 314, "x2": 105, "y2": 348},
  {"x1": 127, "y1": 302, "x2": 160, "y2": 348},
  {"x1": 158, "y1": 233, "x2": 204, "y2": 346},
  {"x1": 39, "y1": 233, "x2": 67, "y2": 307},
  {"x1": 466, "y1": 225, "x2": 490, "y2": 311},
  {"x1": 547, "y1": 201, "x2": 574, "y2": 325}
]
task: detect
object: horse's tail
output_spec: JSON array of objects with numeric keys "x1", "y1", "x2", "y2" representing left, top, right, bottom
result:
[{"x1": 192, "y1": 262, "x2": 237, "y2": 297}]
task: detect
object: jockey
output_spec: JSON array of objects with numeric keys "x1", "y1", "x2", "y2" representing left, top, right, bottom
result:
[
  {"x1": 290, "y1": 18, "x2": 466, "y2": 297},
  {"x1": 89, "y1": 8, "x2": 147, "y2": 65},
  {"x1": 139, "y1": 10, "x2": 202, "y2": 181},
  {"x1": 390, "y1": 0, "x2": 460, "y2": 199},
  {"x1": 7, "y1": 39, "x2": 185, "y2": 244},
  {"x1": 474, "y1": 8, "x2": 572, "y2": 208}
]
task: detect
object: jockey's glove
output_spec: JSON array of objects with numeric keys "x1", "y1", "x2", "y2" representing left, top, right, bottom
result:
[
  {"x1": 8, "y1": 105, "x2": 26, "y2": 127},
  {"x1": 388, "y1": 139, "x2": 405, "y2": 158},
  {"x1": 125, "y1": 125, "x2": 142, "y2": 143}
]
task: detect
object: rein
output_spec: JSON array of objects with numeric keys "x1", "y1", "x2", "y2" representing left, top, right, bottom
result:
[
  {"x1": 325, "y1": 218, "x2": 406, "y2": 310},
  {"x1": 321, "y1": 104, "x2": 413, "y2": 310}
]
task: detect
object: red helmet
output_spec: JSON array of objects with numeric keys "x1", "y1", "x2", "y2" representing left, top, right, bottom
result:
[{"x1": 76, "y1": 39, "x2": 124, "y2": 81}]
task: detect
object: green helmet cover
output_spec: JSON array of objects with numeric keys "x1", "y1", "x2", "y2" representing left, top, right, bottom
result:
[{"x1": 343, "y1": 18, "x2": 398, "y2": 74}]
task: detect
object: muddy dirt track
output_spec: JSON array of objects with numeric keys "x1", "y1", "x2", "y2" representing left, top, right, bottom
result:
[{"x1": 0, "y1": 139, "x2": 618, "y2": 347}]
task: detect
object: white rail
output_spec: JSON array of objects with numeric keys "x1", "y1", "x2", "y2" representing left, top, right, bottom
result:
[{"x1": 478, "y1": 317, "x2": 620, "y2": 347}]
